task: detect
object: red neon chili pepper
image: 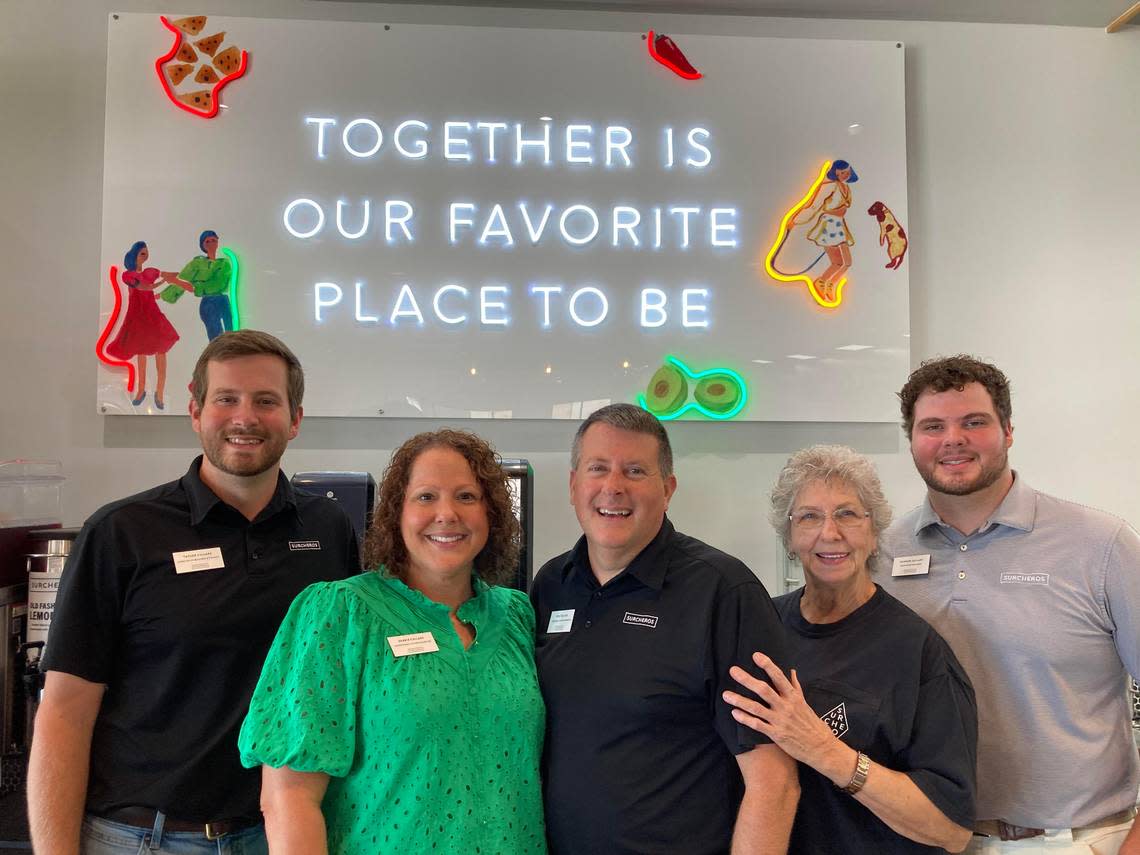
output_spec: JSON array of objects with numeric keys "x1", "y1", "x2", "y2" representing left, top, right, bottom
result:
[{"x1": 647, "y1": 30, "x2": 702, "y2": 80}]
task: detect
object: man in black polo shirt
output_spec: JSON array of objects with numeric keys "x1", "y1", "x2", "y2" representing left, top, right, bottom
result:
[
  {"x1": 28, "y1": 330, "x2": 359, "y2": 854},
  {"x1": 532, "y1": 403, "x2": 799, "y2": 854}
]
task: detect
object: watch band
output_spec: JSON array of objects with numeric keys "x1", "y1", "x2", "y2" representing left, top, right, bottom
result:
[{"x1": 842, "y1": 751, "x2": 870, "y2": 794}]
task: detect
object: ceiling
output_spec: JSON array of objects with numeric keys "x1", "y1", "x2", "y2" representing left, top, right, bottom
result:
[{"x1": 314, "y1": 0, "x2": 1137, "y2": 29}]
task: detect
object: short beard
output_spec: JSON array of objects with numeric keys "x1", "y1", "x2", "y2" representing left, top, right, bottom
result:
[
  {"x1": 201, "y1": 433, "x2": 285, "y2": 478},
  {"x1": 918, "y1": 449, "x2": 1008, "y2": 497}
]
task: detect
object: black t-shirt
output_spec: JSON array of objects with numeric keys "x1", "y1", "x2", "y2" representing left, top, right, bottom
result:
[
  {"x1": 532, "y1": 518, "x2": 789, "y2": 855},
  {"x1": 42, "y1": 457, "x2": 360, "y2": 821},
  {"x1": 774, "y1": 585, "x2": 977, "y2": 854}
]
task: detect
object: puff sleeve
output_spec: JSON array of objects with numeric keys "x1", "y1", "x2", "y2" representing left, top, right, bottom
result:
[{"x1": 238, "y1": 580, "x2": 370, "y2": 777}]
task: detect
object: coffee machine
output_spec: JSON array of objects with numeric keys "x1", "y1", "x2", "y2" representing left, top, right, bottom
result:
[{"x1": 0, "y1": 460, "x2": 65, "y2": 796}]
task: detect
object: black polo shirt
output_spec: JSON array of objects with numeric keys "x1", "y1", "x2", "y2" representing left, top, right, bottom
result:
[
  {"x1": 532, "y1": 517, "x2": 789, "y2": 855},
  {"x1": 42, "y1": 456, "x2": 359, "y2": 822}
]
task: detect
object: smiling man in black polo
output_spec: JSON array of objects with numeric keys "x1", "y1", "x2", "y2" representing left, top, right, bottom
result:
[
  {"x1": 532, "y1": 403, "x2": 798, "y2": 855},
  {"x1": 28, "y1": 331, "x2": 359, "y2": 855}
]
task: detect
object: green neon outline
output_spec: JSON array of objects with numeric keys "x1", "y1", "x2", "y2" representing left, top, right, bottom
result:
[
  {"x1": 222, "y1": 247, "x2": 241, "y2": 331},
  {"x1": 637, "y1": 355, "x2": 748, "y2": 421}
]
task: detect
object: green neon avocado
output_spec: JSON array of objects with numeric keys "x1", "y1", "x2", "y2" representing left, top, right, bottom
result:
[
  {"x1": 645, "y1": 364, "x2": 688, "y2": 415},
  {"x1": 694, "y1": 374, "x2": 742, "y2": 414}
]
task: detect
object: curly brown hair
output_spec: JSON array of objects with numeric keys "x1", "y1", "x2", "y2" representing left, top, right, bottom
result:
[
  {"x1": 898, "y1": 355, "x2": 1012, "y2": 438},
  {"x1": 362, "y1": 429, "x2": 520, "y2": 585}
]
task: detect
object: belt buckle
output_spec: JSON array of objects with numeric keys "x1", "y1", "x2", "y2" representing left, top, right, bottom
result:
[
  {"x1": 204, "y1": 822, "x2": 228, "y2": 841},
  {"x1": 997, "y1": 820, "x2": 1044, "y2": 842}
]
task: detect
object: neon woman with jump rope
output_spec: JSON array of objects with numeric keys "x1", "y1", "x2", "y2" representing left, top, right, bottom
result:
[{"x1": 767, "y1": 159, "x2": 858, "y2": 306}]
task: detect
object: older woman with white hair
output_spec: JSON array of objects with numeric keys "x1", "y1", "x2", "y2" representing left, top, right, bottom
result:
[{"x1": 724, "y1": 445, "x2": 978, "y2": 854}]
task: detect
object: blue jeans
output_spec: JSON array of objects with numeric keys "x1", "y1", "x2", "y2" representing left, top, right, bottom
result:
[
  {"x1": 199, "y1": 295, "x2": 233, "y2": 341},
  {"x1": 81, "y1": 814, "x2": 267, "y2": 855}
]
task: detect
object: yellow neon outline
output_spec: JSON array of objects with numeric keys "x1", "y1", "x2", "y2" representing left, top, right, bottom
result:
[{"x1": 763, "y1": 160, "x2": 846, "y2": 309}]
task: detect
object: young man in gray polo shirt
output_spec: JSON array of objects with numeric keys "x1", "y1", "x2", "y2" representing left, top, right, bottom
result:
[{"x1": 878, "y1": 355, "x2": 1140, "y2": 854}]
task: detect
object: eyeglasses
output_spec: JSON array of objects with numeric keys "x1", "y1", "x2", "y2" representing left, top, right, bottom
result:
[{"x1": 789, "y1": 508, "x2": 871, "y2": 530}]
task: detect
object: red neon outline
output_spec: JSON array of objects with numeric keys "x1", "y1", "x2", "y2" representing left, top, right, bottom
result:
[
  {"x1": 647, "y1": 30, "x2": 702, "y2": 80},
  {"x1": 155, "y1": 16, "x2": 249, "y2": 119},
  {"x1": 95, "y1": 266, "x2": 138, "y2": 393}
]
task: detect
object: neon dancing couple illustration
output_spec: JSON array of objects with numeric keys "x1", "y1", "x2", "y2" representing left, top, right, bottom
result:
[{"x1": 103, "y1": 230, "x2": 233, "y2": 408}]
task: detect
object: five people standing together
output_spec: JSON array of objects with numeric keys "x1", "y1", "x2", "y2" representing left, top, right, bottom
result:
[{"x1": 28, "y1": 336, "x2": 1140, "y2": 855}]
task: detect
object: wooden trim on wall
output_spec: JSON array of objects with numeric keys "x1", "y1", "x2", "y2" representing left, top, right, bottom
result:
[{"x1": 1106, "y1": 2, "x2": 1140, "y2": 33}]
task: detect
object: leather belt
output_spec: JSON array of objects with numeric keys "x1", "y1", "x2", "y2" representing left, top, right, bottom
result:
[
  {"x1": 99, "y1": 806, "x2": 262, "y2": 840},
  {"x1": 974, "y1": 806, "x2": 1137, "y2": 842}
]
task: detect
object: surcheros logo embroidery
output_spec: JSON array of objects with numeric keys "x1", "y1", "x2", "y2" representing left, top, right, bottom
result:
[
  {"x1": 821, "y1": 702, "x2": 849, "y2": 738},
  {"x1": 622, "y1": 612, "x2": 658, "y2": 628},
  {"x1": 288, "y1": 540, "x2": 321, "y2": 551}
]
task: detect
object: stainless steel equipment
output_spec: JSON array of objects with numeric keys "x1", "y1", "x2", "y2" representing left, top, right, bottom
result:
[
  {"x1": 0, "y1": 584, "x2": 27, "y2": 795},
  {"x1": 24, "y1": 529, "x2": 77, "y2": 666}
]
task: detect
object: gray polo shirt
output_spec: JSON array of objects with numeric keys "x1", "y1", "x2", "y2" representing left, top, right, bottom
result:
[{"x1": 879, "y1": 473, "x2": 1140, "y2": 829}]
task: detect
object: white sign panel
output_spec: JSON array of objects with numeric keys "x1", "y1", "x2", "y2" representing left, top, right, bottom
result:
[{"x1": 99, "y1": 14, "x2": 909, "y2": 420}]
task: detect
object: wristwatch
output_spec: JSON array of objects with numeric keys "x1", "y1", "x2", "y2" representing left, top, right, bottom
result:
[{"x1": 842, "y1": 751, "x2": 870, "y2": 794}]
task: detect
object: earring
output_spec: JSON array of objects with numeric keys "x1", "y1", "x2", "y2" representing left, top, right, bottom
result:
[{"x1": 786, "y1": 551, "x2": 796, "y2": 561}]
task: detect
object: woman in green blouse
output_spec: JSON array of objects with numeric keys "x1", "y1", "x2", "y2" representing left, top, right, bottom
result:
[{"x1": 239, "y1": 429, "x2": 546, "y2": 854}]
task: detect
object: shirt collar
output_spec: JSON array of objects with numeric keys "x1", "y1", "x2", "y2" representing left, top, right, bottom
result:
[
  {"x1": 183, "y1": 455, "x2": 298, "y2": 526},
  {"x1": 914, "y1": 470, "x2": 1035, "y2": 536},
  {"x1": 562, "y1": 516, "x2": 673, "y2": 591}
]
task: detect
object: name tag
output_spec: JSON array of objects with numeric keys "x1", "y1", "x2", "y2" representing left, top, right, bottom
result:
[
  {"x1": 387, "y1": 632, "x2": 439, "y2": 657},
  {"x1": 891, "y1": 554, "x2": 930, "y2": 577},
  {"x1": 547, "y1": 609, "x2": 575, "y2": 633},
  {"x1": 173, "y1": 547, "x2": 225, "y2": 574}
]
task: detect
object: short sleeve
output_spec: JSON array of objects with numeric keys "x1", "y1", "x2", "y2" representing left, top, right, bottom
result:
[
  {"x1": 237, "y1": 581, "x2": 368, "y2": 777},
  {"x1": 505, "y1": 588, "x2": 537, "y2": 653},
  {"x1": 710, "y1": 579, "x2": 790, "y2": 753},
  {"x1": 900, "y1": 632, "x2": 978, "y2": 828},
  {"x1": 1105, "y1": 522, "x2": 1140, "y2": 680},
  {"x1": 41, "y1": 513, "x2": 128, "y2": 683}
]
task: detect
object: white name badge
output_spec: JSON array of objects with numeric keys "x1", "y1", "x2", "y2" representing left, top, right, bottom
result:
[
  {"x1": 891, "y1": 554, "x2": 931, "y2": 577},
  {"x1": 547, "y1": 609, "x2": 575, "y2": 633},
  {"x1": 387, "y1": 632, "x2": 439, "y2": 657},
  {"x1": 172, "y1": 547, "x2": 225, "y2": 574}
]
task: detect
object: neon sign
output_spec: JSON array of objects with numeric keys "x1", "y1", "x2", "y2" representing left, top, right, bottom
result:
[
  {"x1": 764, "y1": 160, "x2": 846, "y2": 309},
  {"x1": 314, "y1": 282, "x2": 710, "y2": 330},
  {"x1": 155, "y1": 16, "x2": 248, "y2": 119},
  {"x1": 95, "y1": 266, "x2": 137, "y2": 393},
  {"x1": 647, "y1": 31, "x2": 703, "y2": 81},
  {"x1": 301, "y1": 116, "x2": 712, "y2": 169},
  {"x1": 222, "y1": 247, "x2": 241, "y2": 330},
  {"x1": 285, "y1": 198, "x2": 737, "y2": 249},
  {"x1": 638, "y1": 355, "x2": 747, "y2": 420},
  {"x1": 282, "y1": 115, "x2": 743, "y2": 333}
]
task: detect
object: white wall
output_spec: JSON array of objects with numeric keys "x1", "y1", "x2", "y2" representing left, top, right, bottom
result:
[{"x1": 2, "y1": 0, "x2": 1138, "y2": 593}]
